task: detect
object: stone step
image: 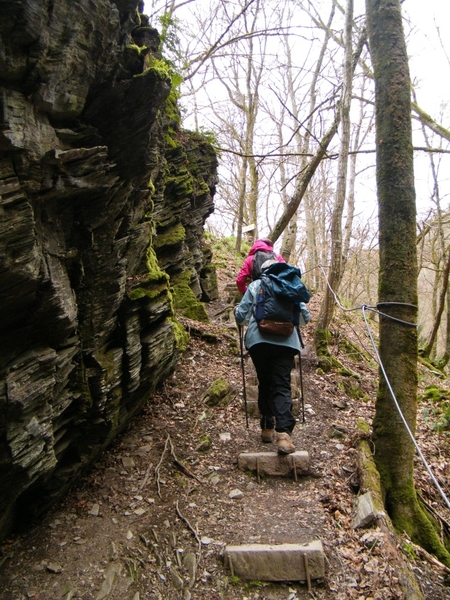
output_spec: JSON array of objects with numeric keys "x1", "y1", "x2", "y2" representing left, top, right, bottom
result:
[
  {"x1": 243, "y1": 397, "x2": 300, "y2": 418},
  {"x1": 353, "y1": 491, "x2": 385, "y2": 529},
  {"x1": 244, "y1": 373, "x2": 301, "y2": 392},
  {"x1": 238, "y1": 451, "x2": 309, "y2": 477},
  {"x1": 224, "y1": 540, "x2": 325, "y2": 582}
]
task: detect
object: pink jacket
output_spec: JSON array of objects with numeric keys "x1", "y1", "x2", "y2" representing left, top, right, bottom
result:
[{"x1": 235, "y1": 240, "x2": 285, "y2": 294}]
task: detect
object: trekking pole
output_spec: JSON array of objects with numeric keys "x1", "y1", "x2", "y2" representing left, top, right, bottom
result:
[
  {"x1": 297, "y1": 328, "x2": 306, "y2": 424},
  {"x1": 238, "y1": 324, "x2": 249, "y2": 428}
]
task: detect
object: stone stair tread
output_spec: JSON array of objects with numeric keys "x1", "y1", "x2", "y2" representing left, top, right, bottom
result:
[
  {"x1": 238, "y1": 450, "x2": 309, "y2": 476},
  {"x1": 224, "y1": 540, "x2": 325, "y2": 581}
]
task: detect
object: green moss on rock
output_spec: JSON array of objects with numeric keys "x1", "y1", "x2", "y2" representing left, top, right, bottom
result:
[
  {"x1": 202, "y1": 378, "x2": 234, "y2": 407},
  {"x1": 338, "y1": 335, "x2": 372, "y2": 364},
  {"x1": 338, "y1": 378, "x2": 369, "y2": 402},
  {"x1": 153, "y1": 223, "x2": 186, "y2": 249},
  {"x1": 170, "y1": 317, "x2": 189, "y2": 352},
  {"x1": 139, "y1": 55, "x2": 173, "y2": 82},
  {"x1": 125, "y1": 43, "x2": 147, "y2": 55},
  {"x1": 128, "y1": 281, "x2": 168, "y2": 301},
  {"x1": 421, "y1": 384, "x2": 450, "y2": 403},
  {"x1": 127, "y1": 246, "x2": 170, "y2": 301},
  {"x1": 171, "y1": 270, "x2": 209, "y2": 322},
  {"x1": 314, "y1": 328, "x2": 357, "y2": 375},
  {"x1": 196, "y1": 434, "x2": 212, "y2": 452}
]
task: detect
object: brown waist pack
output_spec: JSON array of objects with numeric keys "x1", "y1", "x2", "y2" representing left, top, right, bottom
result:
[{"x1": 257, "y1": 319, "x2": 294, "y2": 336}]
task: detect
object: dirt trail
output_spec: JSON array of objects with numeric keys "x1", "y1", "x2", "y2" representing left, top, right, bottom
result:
[{"x1": 0, "y1": 274, "x2": 449, "y2": 600}]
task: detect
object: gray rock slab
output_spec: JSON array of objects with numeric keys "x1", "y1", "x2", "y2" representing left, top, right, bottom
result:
[
  {"x1": 353, "y1": 491, "x2": 385, "y2": 529},
  {"x1": 225, "y1": 540, "x2": 325, "y2": 581},
  {"x1": 244, "y1": 398, "x2": 299, "y2": 417},
  {"x1": 244, "y1": 399, "x2": 259, "y2": 418},
  {"x1": 238, "y1": 451, "x2": 309, "y2": 476}
]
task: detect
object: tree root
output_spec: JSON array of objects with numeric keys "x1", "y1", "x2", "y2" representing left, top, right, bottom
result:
[{"x1": 355, "y1": 418, "x2": 425, "y2": 600}]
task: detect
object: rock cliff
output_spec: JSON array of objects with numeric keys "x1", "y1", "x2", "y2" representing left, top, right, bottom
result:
[{"x1": 0, "y1": 0, "x2": 218, "y2": 539}]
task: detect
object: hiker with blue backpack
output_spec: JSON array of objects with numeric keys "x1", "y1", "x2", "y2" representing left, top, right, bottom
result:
[
  {"x1": 235, "y1": 238, "x2": 285, "y2": 294},
  {"x1": 234, "y1": 259, "x2": 311, "y2": 454}
]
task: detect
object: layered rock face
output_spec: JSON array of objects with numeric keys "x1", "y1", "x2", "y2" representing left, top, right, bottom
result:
[{"x1": 0, "y1": 0, "x2": 218, "y2": 539}]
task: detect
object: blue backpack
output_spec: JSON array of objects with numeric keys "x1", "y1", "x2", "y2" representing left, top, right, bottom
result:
[{"x1": 253, "y1": 262, "x2": 310, "y2": 336}]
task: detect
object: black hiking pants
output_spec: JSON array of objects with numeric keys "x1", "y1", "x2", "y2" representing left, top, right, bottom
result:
[{"x1": 248, "y1": 343, "x2": 297, "y2": 434}]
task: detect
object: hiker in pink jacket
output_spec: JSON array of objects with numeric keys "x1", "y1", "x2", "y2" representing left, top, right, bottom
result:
[{"x1": 235, "y1": 238, "x2": 285, "y2": 294}]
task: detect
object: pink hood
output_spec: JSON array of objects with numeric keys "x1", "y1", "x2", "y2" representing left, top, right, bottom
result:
[{"x1": 248, "y1": 240, "x2": 274, "y2": 256}]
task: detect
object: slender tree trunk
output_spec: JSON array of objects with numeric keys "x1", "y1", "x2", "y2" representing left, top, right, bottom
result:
[
  {"x1": 309, "y1": 10, "x2": 450, "y2": 145},
  {"x1": 208, "y1": 0, "x2": 264, "y2": 252},
  {"x1": 414, "y1": 89, "x2": 448, "y2": 360},
  {"x1": 245, "y1": 14, "x2": 260, "y2": 234},
  {"x1": 342, "y1": 78, "x2": 373, "y2": 268},
  {"x1": 442, "y1": 290, "x2": 450, "y2": 367},
  {"x1": 235, "y1": 158, "x2": 248, "y2": 252},
  {"x1": 315, "y1": 0, "x2": 354, "y2": 336},
  {"x1": 269, "y1": 26, "x2": 366, "y2": 244},
  {"x1": 366, "y1": 0, "x2": 450, "y2": 565},
  {"x1": 422, "y1": 249, "x2": 450, "y2": 359},
  {"x1": 281, "y1": 2, "x2": 336, "y2": 262}
]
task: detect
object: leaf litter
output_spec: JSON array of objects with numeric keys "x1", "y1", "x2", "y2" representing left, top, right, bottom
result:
[{"x1": 0, "y1": 268, "x2": 449, "y2": 599}]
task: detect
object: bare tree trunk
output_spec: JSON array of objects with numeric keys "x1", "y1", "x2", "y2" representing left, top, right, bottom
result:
[
  {"x1": 442, "y1": 290, "x2": 450, "y2": 367},
  {"x1": 269, "y1": 26, "x2": 366, "y2": 244},
  {"x1": 208, "y1": 0, "x2": 264, "y2": 253},
  {"x1": 422, "y1": 250, "x2": 450, "y2": 360},
  {"x1": 315, "y1": 0, "x2": 354, "y2": 341},
  {"x1": 280, "y1": 2, "x2": 337, "y2": 263},
  {"x1": 244, "y1": 8, "x2": 261, "y2": 235},
  {"x1": 366, "y1": 0, "x2": 450, "y2": 565},
  {"x1": 414, "y1": 90, "x2": 449, "y2": 360},
  {"x1": 235, "y1": 157, "x2": 248, "y2": 252},
  {"x1": 342, "y1": 77, "x2": 373, "y2": 267}
]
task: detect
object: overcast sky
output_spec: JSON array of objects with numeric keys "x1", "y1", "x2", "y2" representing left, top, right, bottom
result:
[
  {"x1": 403, "y1": 0, "x2": 450, "y2": 115},
  {"x1": 143, "y1": 0, "x2": 450, "y2": 222}
]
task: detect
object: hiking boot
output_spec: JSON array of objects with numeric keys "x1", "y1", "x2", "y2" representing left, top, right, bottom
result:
[
  {"x1": 261, "y1": 428, "x2": 275, "y2": 443},
  {"x1": 276, "y1": 432, "x2": 295, "y2": 454}
]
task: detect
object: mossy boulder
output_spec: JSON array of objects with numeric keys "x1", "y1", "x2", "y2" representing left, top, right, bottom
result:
[
  {"x1": 202, "y1": 378, "x2": 235, "y2": 407},
  {"x1": 196, "y1": 435, "x2": 212, "y2": 452}
]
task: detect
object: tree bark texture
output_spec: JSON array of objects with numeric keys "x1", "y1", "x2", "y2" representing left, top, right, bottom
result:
[{"x1": 366, "y1": 0, "x2": 450, "y2": 565}]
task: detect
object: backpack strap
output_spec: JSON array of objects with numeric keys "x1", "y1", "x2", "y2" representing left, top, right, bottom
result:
[{"x1": 253, "y1": 278, "x2": 267, "y2": 321}]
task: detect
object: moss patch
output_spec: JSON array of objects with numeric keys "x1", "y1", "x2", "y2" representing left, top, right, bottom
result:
[
  {"x1": 171, "y1": 270, "x2": 209, "y2": 322},
  {"x1": 338, "y1": 378, "x2": 369, "y2": 402},
  {"x1": 153, "y1": 223, "x2": 186, "y2": 249},
  {"x1": 195, "y1": 434, "x2": 212, "y2": 452},
  {"x1": 338, "y1": 335, "x2": 372, "y2": 364},
  {"x1": 169, "y1": 317, "x2": 189, "y2": 352},
  {"x1": 202, "y1": 378, "x2": 234, "y2": 407},
  {"x1": 420, "y1": 385, "x2": 450, "y2": 433},
  {"x1": 127, "y1": 247, "x2": 170, "y2": 301},
  {"x1": 314, "y1": 328, "x2": 358, "y2": 376},
  {"x1": 420, "y1": 384, "x2": 450, "y2": 403}
]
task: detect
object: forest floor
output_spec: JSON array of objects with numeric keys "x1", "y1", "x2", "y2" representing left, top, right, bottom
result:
[{"x1": 1, "y1": 264, "x2": 450, "y2": 600}]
